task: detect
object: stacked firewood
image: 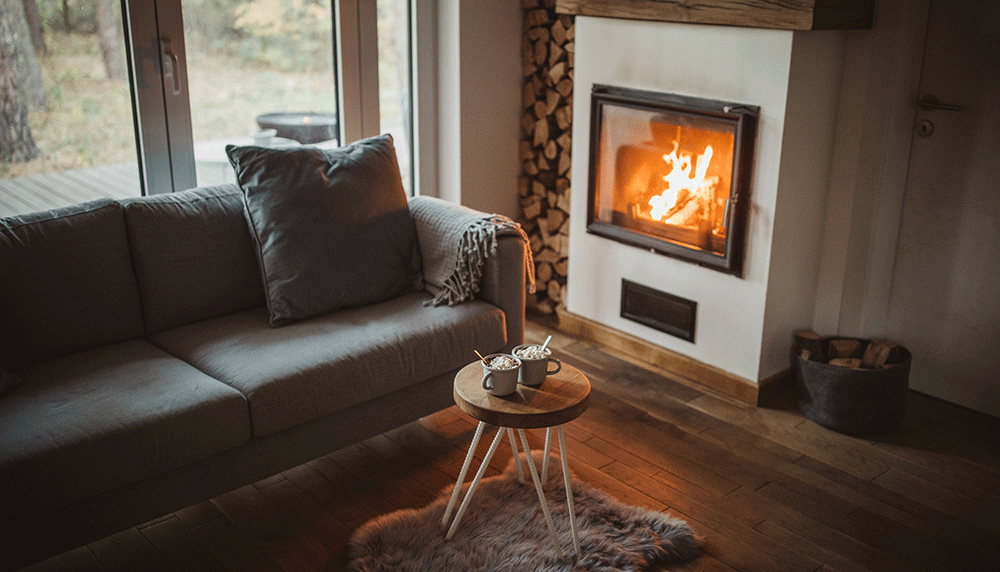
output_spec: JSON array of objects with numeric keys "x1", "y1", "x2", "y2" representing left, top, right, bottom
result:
[
  {"x1": 519, "y1": 0, "x2": 574, "y2": 314},
  {"x1": 794, "y1": 330, "x2": 902, "y2": 369}
]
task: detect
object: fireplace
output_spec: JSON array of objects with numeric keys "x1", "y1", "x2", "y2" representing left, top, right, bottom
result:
[{"x1": 586, "y1": 85, "x2": 759, "y2": 276}]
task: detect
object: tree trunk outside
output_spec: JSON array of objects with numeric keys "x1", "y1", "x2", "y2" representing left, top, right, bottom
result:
[
  {"x1": 22, "y1": 0, "x2": 46, "y2": 56},
  {"x1": 1, "y1": 0, "x2": 42, "y2": 163},
  {"x1": 62, "y1": 0, "x2": 71, "y2": 32},
  {"x1": 94, "y1": 0, "x2": 127, "y2": 81},
  {"x1": 1, "y1": 0, "x2": 45, "y2": 111}
]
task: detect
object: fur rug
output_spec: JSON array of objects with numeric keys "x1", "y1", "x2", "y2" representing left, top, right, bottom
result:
[{"x1": 348, "y1": 452, "x2": 701, "y2": 571}]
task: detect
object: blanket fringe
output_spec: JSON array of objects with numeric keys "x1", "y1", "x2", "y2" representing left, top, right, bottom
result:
[{"x1": 426, "y1": 215, "x2": 535, "y2": 307}]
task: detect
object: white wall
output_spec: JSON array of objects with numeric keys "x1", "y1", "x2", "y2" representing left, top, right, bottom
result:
[
  {"x1": 568, "y1": 16, "x2": 846, "y2": 382},
  {"x1": 432, "y1": 0, "x2": 522, "y2": 219},
  {"x1": 760, "y1": 31, "x2": 845, "y2": 379}
]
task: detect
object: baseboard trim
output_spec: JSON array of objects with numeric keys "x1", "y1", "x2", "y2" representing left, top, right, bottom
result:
[{"x1": 546, "y1": 309, "x2": 790, "y2": 406}]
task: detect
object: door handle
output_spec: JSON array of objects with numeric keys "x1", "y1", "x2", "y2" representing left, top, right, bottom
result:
[
  {"x1": 917, "y1": 95, "x2": 961, "y2": 112},
  {"x1": 160, "y1": 38, "x2": 181, "y2": 95}
]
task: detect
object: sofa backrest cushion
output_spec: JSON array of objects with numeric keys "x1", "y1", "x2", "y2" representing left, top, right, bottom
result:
[
  {"x1": 0, "y1": 199, "x2": 144, "y2": 369},
  {"x1": 122, "y1": 185, "x2": 265, "y2": 335},
  {"x1": 226, "y1": 134, "x2": 423, "y2": 327}
]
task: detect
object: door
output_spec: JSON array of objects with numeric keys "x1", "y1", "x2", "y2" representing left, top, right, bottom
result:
[
  {"x1": 0, "y1": 1, "x2": 414, "y2": 212},
  {"x1": 0, "y1": 0, "x2": 142, "y2": 216},
  {"x1": 885, "y1": 0, "x2": 1000, "y2": 416},
  {"x1": 126, "y1": 0, "x2": 413, "y2": 195}
]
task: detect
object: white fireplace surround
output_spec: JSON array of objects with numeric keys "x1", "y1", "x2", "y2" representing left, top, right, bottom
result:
[{"x1": 566, "y1": 4, "x2": 926, "y2": 385}]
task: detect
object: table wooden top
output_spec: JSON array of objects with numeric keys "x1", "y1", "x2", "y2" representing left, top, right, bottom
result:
[{"x1": 453, "y1": 361, "x2": 591, "y2": 428}]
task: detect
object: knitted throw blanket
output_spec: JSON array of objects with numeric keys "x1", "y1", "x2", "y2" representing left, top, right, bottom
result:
[{"x1": 410, "y1": 196, "x2": 535, "y2": 307}]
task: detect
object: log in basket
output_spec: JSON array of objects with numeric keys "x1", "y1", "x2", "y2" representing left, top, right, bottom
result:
[{"x1": 792, "y1": 332, "x2": 912, "y2": 435}]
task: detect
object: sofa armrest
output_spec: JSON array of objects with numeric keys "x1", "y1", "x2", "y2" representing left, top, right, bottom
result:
[
  {"x1": 409, "y1": 196, "x2": 528, "y2": 352},
  {"x1": 478, "y1": 233, "x2": 527, "y2": 352}
]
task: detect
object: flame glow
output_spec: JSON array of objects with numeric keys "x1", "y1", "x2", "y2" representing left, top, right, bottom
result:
[{"x1": 648, "y1": 142, "x2": 714, "y2": 221}]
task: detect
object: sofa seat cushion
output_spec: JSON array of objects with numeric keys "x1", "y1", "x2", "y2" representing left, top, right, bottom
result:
[
  {"x1": 149, "y1": 291, "x2": 506, "y2": 437},
  {"x1": 0, "y1": 340, "x2": 251, "y2": 519}
]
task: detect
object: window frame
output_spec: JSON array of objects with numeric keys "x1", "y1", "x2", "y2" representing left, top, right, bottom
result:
[{"x1": 123, "y1": 0, "x2": 383, "y2": 195}]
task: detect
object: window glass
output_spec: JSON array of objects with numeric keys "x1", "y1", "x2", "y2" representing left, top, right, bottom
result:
[
  {"x1": 182, "y1": 0, "x2": 339, "y2": 187},
  {"x1": 377, "y1": 0, "x2": 412, "y2": 194},
  {"x1": 0, "y1": 0, "x2": 140, "y2": 216}
]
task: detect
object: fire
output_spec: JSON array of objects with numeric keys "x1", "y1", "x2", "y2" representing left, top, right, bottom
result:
[{"x1": 648, "y1": 142, "x2": 714, "y2": 221}]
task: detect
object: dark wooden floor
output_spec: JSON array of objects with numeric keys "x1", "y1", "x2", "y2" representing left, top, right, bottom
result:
[{"x1": 19, "y1": 318, "x2": 1000, "y2": 572}]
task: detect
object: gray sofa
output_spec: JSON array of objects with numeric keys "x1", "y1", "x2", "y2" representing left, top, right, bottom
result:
[{"x1": 0, "y1": 184, "x2": 526, "y2": 569}]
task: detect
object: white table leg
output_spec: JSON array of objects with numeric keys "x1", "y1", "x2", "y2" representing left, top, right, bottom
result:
[
  {"x1": 541, "y1": 427, "x2": 553, "y2": 486},
  {"x1": 442, "y1": 421, "x2": 485, "y2": 528},
  {"x1": 445, "y1": 426, "x2": 506, "y2": 540},
  {"x1": 558, "y1": 425, "x2": 580, "y2": 560},
  {"x1": 517, "y1": 429, "x2": 564, "y2": 559},
  {"x1": 508, "y1": 428, "x2": 525, "y2": 484}
]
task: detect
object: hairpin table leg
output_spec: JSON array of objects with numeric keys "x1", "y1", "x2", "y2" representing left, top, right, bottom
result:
[
  {"x1": 558, "y1": 425, "x2": 580, "y2": 560},
  {"x1": 445, "y1": 426, "x2": 506, "y2": 540},
  {"x1": 541, "y1": 427, "x2": 553, "y2": 486},
  {"x1": 441, "y1": 421, "x2": 486, "y2": 529},
  {"x1": 508, "y1": 428, "x2": 525, "y2": 484},
  {"x1": 517, "y1": 428, "x2": 564, "y2": 559}
]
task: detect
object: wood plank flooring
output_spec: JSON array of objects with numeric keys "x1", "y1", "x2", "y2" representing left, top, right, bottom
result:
[{"x1": 18, "y1": 317, "x2": 1000, "y2": 572}]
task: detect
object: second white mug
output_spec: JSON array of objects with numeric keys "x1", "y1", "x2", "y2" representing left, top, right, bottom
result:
[{"x1": 512, "y1": 344, "x2": 561, "y2": 386}]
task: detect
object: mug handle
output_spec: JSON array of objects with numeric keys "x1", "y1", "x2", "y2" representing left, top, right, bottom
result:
[
  {"x1": 482, "y1": 372, "x2": 494, "y2": 391},
  {"x1": 547, "y1": 358, "x2": 562, "y2": 375}
]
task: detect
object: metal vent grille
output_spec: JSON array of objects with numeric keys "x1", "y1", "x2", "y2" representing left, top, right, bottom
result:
[{"x1": 620, "y1": 279, "x2": 696, "y2": 342}]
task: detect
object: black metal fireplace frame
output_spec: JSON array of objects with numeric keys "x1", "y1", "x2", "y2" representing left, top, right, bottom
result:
[{"x1": 586, "y1": 84, "x2": 759, "y2": 277}]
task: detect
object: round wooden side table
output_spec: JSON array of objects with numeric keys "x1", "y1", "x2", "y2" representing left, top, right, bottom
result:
[{"x1": 441, "y1": 360, "x2": 591, "y2": 560}]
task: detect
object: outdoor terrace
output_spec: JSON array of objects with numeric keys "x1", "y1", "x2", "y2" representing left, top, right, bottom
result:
[{"x1": 0, "y1": 160, "x2": 236, "y2": 218}]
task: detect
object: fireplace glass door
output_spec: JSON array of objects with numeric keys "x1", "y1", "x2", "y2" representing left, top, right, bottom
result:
[{"x1": 587, "y1": 85, "x2": 758, "y2": 276}]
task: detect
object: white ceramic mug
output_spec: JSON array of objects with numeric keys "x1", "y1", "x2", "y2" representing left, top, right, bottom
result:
[
  {"x1": 481, "y1": 354, "x2": 521, "y2": 396},
  {"x1": 512, "y1": 344, "x2": 561, "y2": 386}
]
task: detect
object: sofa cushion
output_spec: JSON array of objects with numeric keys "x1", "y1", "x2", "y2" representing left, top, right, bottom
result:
[
  {"x1": 122, "y1": 185, "x2": 265, "y2": 334},
  {"x1": 226, "y1": 134, "x2": 423, "y2": 327},
  {"x1": 0, "y1": 199, "x2": 144, "y2": 369},
  {"x1": 0, "y1": 339, "x2": 251, "y2": 519},
  {"x1": 149, "y1": 291, "x2": 506, "y2": 436}
]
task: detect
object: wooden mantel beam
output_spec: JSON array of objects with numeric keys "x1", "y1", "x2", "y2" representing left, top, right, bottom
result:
[{"x1": 555, "y1": 0, "x2": 875, "y2": 31}]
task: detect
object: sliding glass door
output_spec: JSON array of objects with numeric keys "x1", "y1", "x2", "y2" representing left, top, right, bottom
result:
[
  {"x1": 0, "y1": 0, "x2": 141, "y2": 217},
  {"x1": 125, "y1": 0, "x2": 412, "y2": 195},
  {"x1": 1, "y1": 1, "x2": 413, "y2": 214},
  {"x1": 182, "y1": 0, "x2": 342, "y2": 187}
]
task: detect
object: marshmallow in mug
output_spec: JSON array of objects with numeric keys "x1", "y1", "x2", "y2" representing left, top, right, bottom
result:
[
  {"x1": 514, "y1": 345, "x2": 550, "y2": 360},
  {"x1": 488, "y1": 355, "x2": 520, "y2": 370}
]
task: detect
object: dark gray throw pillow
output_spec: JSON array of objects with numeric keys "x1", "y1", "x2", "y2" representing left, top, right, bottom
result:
[{"x1": 226, "y1": 134, "x2": 423, "y2": 327}]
